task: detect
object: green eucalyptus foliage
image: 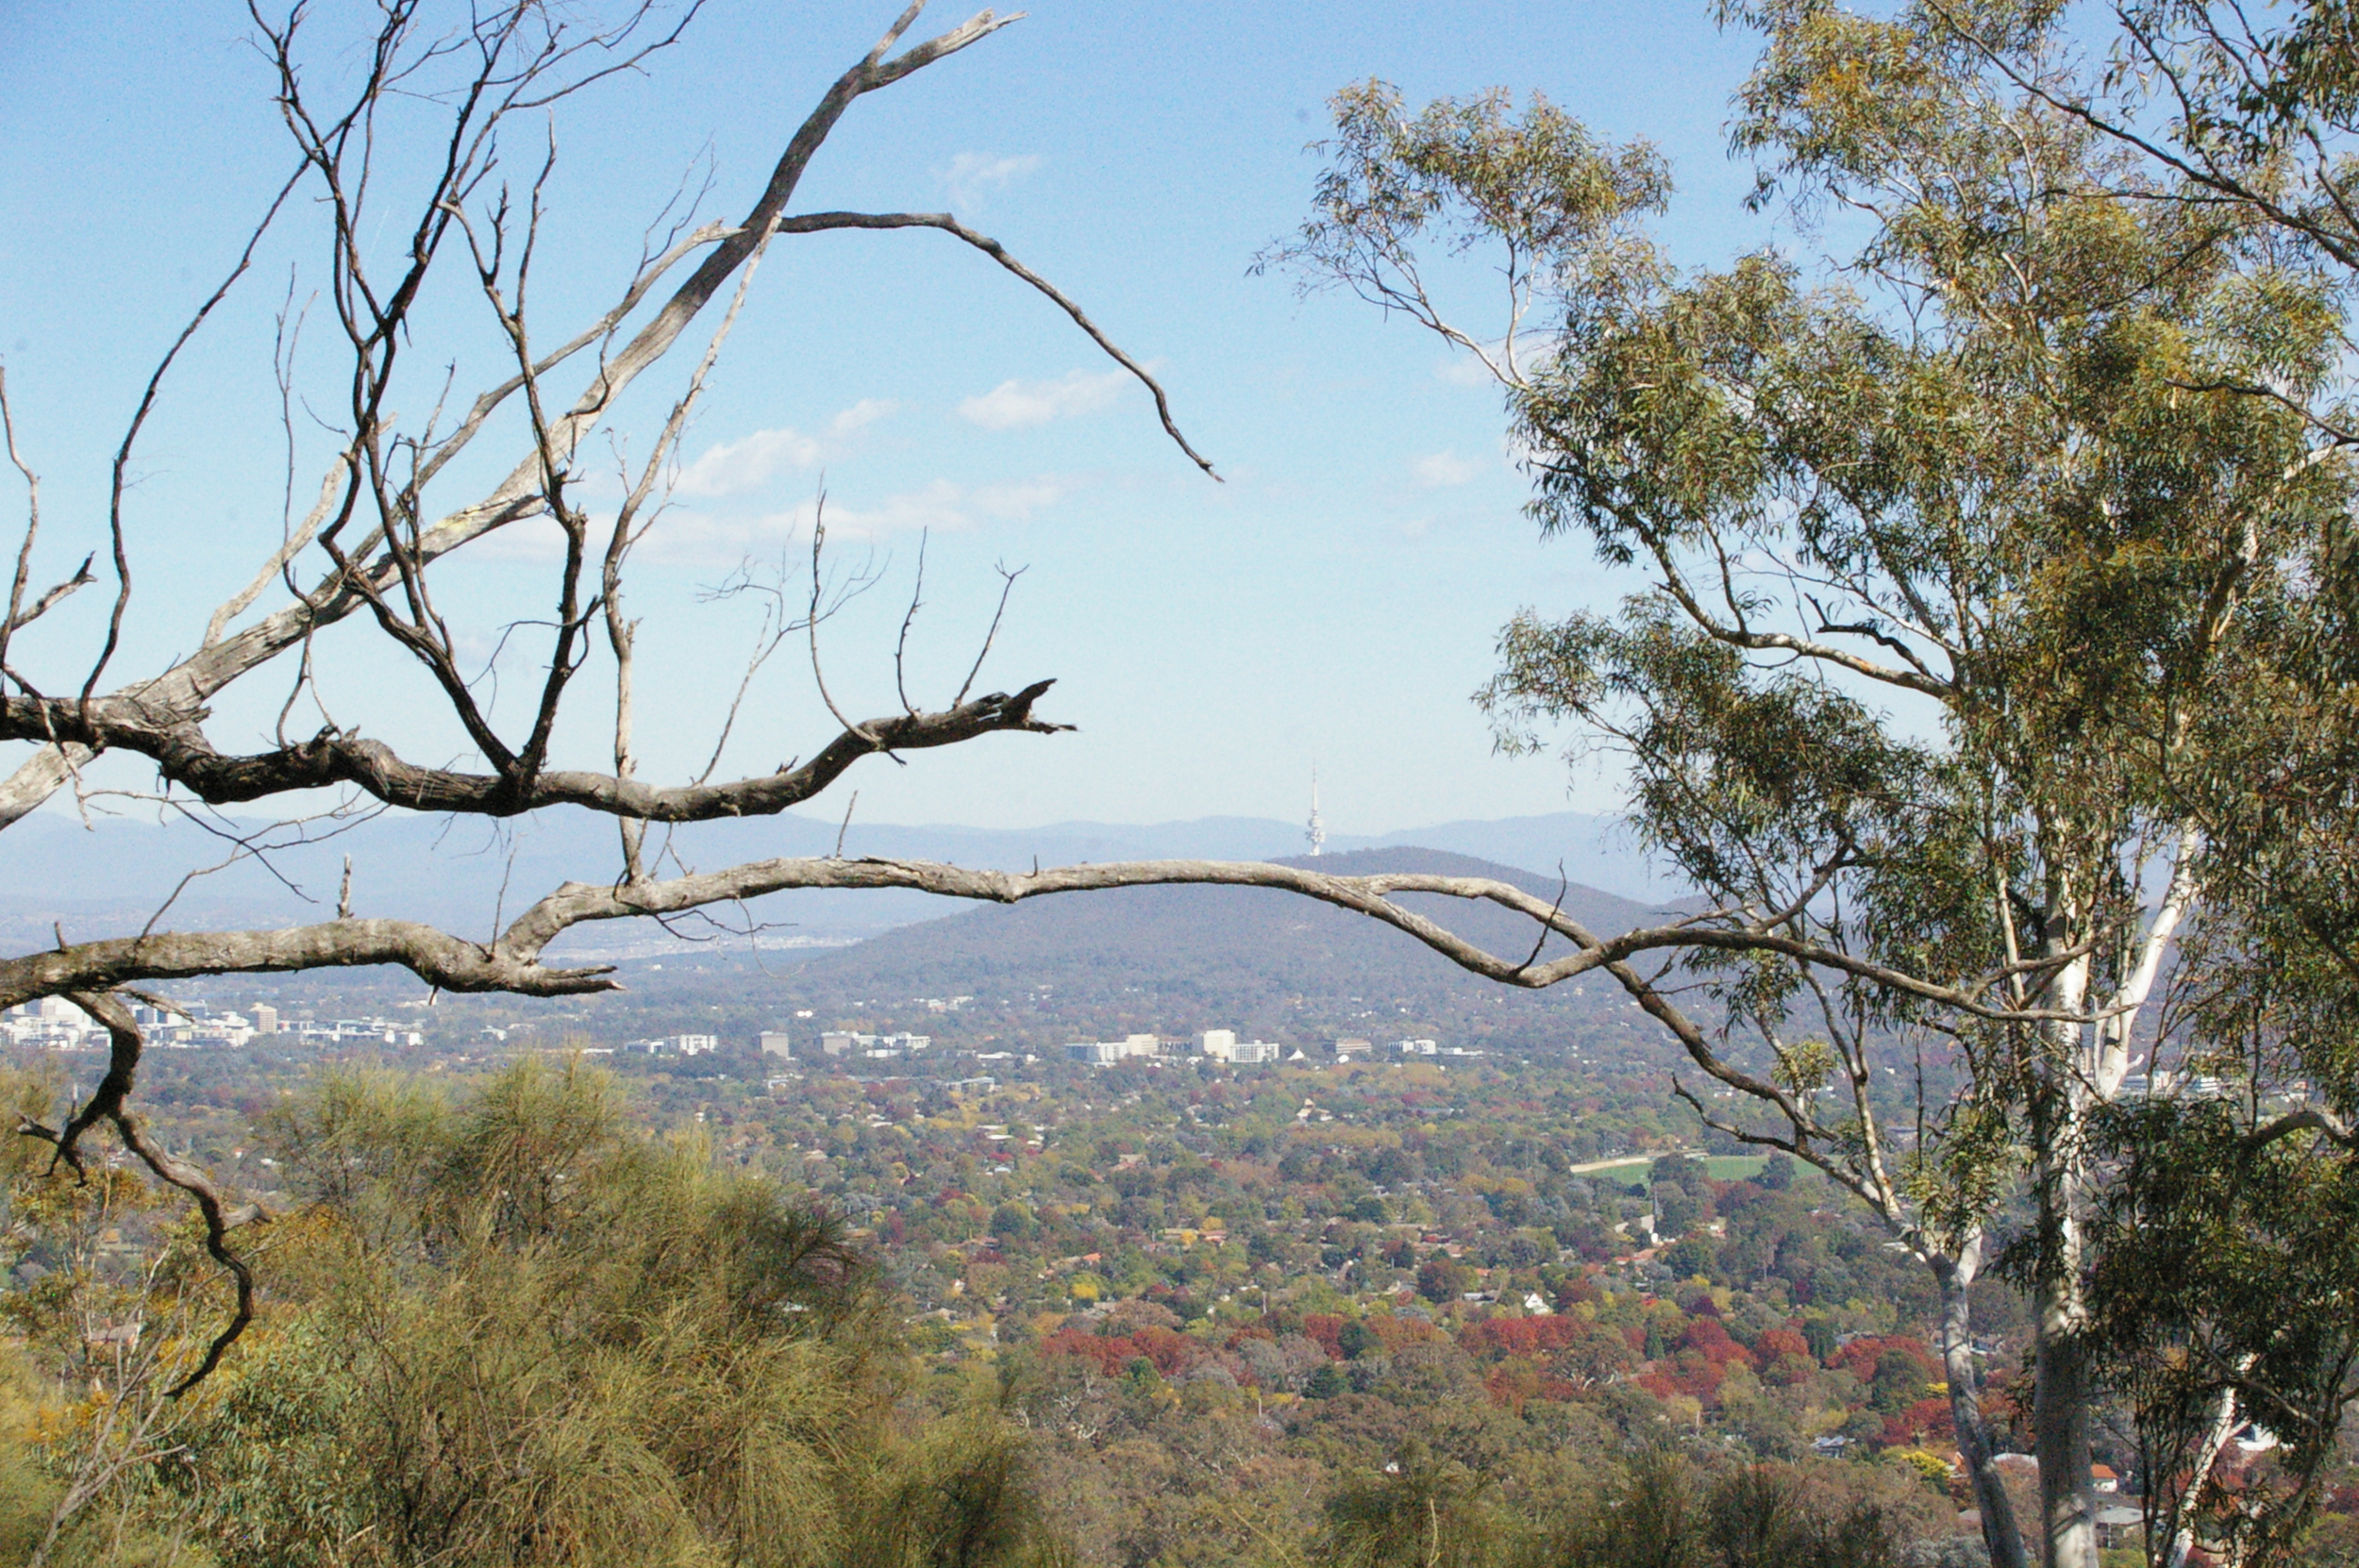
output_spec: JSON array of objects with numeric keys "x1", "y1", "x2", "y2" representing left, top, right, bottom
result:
[
  {"x1": 1849, "y1": 6, "x2": 2359, "y2": 1562},
  {"x1": 1437, "y1": 0, "x2": 2339, "y2": 1318},
  {"x1": 1259, "y1": 80, "x2": 1669, "y2": 385},
  {"x1": 2088, "y1": 1095, "x2": 2359, "y2": 1565},
  {"x1": 1275, "y1": 6, "x2": 2359, "y2": 1562}
]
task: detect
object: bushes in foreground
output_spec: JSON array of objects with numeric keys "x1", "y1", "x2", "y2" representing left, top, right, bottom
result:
[{"x1": 1317, "y1": 1443, "x2": 1968, "y2": 1568}]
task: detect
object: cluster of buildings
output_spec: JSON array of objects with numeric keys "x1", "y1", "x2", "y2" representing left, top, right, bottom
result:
[
  {"x1": 3, "y1": 999, "x2": 1490, "y2": 1075},
  {"x1": 2, "y1": 997, "x2": 124, "y2": 1049},
  {"x1": 1060, "y1": 1029, "x2": 1482, "y2": 1068},
  {"x1": 817, "y1": 1030, "x2": 933, "y2": 1059},
  {"x1": 1065, "y1": 1033, "x2": 1189, "y2": 1066},
  {"x1": 2114, "y1": 1068, "x2": 2236, "y2": 1099},
  {"x1": 741, "y1": 1029, "x2": 933, "y2": 1064},
  {"x1": 1062, "y1": 1030, "x2": 1284, "y2": 1066},
  {"x1": 1380, "y1": 1037, "x2": 1488, "y2": 1059},
  {"x1": 1, "y1": 998, "x2": 427, "y2": 1050},
  {"x1": 619, "y1": 1033, "x2": 720, "y2": 1057}
]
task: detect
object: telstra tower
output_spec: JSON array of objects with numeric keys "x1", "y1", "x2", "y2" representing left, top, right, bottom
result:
[{"x1": 1306, "y1": 765, "x2": 1327, "y2": 858}]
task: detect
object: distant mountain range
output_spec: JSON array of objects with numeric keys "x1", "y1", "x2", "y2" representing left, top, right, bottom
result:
[
  {"x1": 1, "y1": 805, "x2": 1678, "y2": 956},
  {"x1": 604, "y1": 846, "x2": 1689, "y2": 1054}
]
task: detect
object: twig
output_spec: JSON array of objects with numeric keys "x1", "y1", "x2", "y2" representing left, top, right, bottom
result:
[
  {"x1": 775, "y1": 209, "x2": 1219, "y2": 477},
  {"x1": 205, "y1": 455, "x2": 347, "y2": 649},
  {"x1": 0, "y1": 367, "x2": 47, "y2": 685},
  {"x1": 895, "y1": 527, "x2": 929, "y2": 716},
  {"x1": 85, "y1": 160, "x2": 309, "y2": 704},
  {"x1": 953, "y1": 562, "x2": 1027, "y2": 706},
  {"x1": 1514, "y1": 863, "x2": 1572, "y2": 975},
  {"x1": 806, "y1": 494, "x2": 880, "y2": 745}
]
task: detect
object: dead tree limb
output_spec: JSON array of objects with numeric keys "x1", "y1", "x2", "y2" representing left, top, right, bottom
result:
[{"x1": 16, "y1": 993, "x2": 261, "y2": 1396}]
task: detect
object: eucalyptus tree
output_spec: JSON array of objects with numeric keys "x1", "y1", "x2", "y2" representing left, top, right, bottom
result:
[
  {"x1": 1867, "y1": 6, "x2": 2359, "y2": 1563},
  {"x1": 1264, "y1": 19, "x2": 2350, "y2": 1568},
  {"x1": 2076, "y1": 495, "x2": 2359, "y2": 1565}
]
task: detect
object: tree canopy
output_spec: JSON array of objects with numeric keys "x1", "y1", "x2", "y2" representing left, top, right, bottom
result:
[{"x1": 1270, "y1": 3, "x2": 2359, "y2": 1563}]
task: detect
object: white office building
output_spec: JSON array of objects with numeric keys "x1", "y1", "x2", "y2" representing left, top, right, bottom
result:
[
  {"x1": 1064, "y1": 1034, "x2": 1163, "y2": 1066},
  {"x1": 821, "y1": 1030, "x2": 932, "y2": 1058},
  {"x1": 1198, "y1": 1031, "x2": 1281, "y2": 1066}
]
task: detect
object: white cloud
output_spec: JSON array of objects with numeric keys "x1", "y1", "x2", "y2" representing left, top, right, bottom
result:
[
  {"x1": 675, "y1": 426, "x2": 822, "y2": 497},
  {"x1": 628, "y1": 474, "x2": 1081, "y2": 563},
  {"x1": 1412, "y1": 449, "x2": 1483, "y2": 488},
  {"x1": 959, "y1": 368, "x2": 1130, "y2": 431},
  {"x1": 830, "y1": 397, "x2": 898, "y2": 433},
  {"x1": 820, "y1": 475, "x2": 1076, "y2": 538},
  {"x1": 940, "y1": 151, "x2": 1040, "y2": 211},
  {"x1": 672, "y1": 399, "x2": 899, "y2": 497}
]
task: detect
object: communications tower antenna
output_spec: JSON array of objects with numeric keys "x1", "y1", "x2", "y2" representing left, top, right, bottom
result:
[{"x1": 1306, "y1": 764, "x2": 1327, "y2": 858}]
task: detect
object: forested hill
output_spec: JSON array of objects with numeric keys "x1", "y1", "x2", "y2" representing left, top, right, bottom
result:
[{"x1": 787, "y1": 848, "x2": 1685, "y2": 1050}]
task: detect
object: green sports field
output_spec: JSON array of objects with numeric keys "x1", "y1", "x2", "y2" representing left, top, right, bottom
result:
[{"x1": 1577, "y1": 1154, "x2": 1773, "y2": 1191}]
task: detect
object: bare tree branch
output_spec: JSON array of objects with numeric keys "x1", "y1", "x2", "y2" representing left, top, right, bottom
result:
[
  {"x1": 15, "y1": 993, "x2": 262, "y2": 1396},
  {"x1": 776, "y1": 209, "x2": 1218, "y2": 476},
  {"x1": 3, "y1": 667, "x2": 1072, "y2": 820},
  {"x1": 954, "y1": 562, "x2": 1026, "y2": 706},
  {"x1": 2242, "y1": 1104, "x2": 2356, "y2": 1154},
  {"x1": 0, "y1": 852, "x2": 2103, "y2": 1027},
  {"x1": 84, "y1": 160, "x2": 308, "y2": 704}
]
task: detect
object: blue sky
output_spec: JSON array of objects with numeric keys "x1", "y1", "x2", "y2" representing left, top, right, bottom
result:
[{"x1": 0, "y1": 1, "x2": 1786, "y2": 838}]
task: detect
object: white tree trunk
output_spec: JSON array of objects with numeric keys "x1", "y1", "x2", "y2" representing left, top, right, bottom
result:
[
  {"x1": 2033, "y1": 1288, "x2": 2100, "y2": 1568},
  {"x1": 1936, "y1": 1244, "x2": 2030, "y2": 1568},
  {"x1": 2034, "y1": 932, "x2": 2100, "y2": 1568}
]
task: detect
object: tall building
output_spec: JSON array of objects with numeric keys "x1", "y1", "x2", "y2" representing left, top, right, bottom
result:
[
  {"x1": 1306, "y1": 765, "x2": 1326, "y2": 858},
  {"x1": 250, "y1": 1004, "x2": 279, "y2": 1036},
  {"x1": 759, "y1": 1030, "x2": 793, "y2": 1060},
  {"x1": 1196, "y1": 1030, "x2": 1280, "y2": 1066}
]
